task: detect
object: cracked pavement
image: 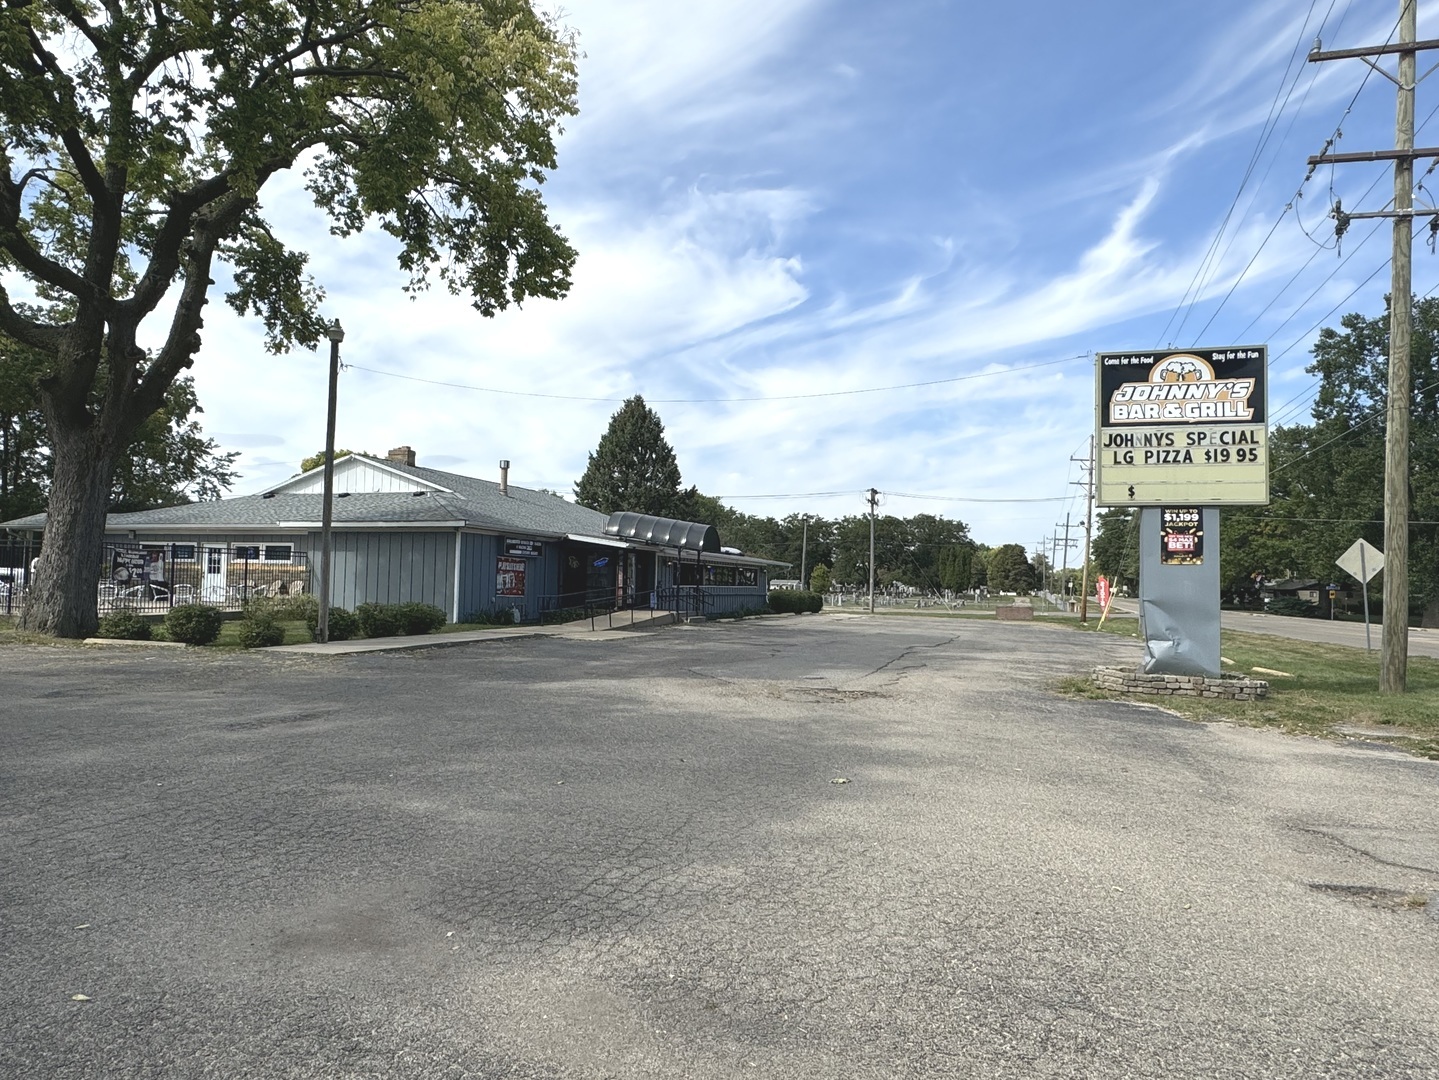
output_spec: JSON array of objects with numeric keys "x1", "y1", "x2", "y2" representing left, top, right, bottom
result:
[{"x1": 2, "y1": 613, "x2": 1438, "y2": 1078}]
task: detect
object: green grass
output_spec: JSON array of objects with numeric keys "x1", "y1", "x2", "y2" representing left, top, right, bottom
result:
[
  {"x1": 209, "y1": 619, "x2": 313, "y2": 648},
  {"x1": 1061, "y1": 616, "x2": 1439, "y2": 758}
]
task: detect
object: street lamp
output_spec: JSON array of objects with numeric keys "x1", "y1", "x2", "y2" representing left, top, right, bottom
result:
[{"x1": 318, "y1": 319, "x2": 344, "y2": 644}]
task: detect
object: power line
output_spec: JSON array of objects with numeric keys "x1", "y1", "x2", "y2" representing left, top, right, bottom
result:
[
  {"x1": 1158, "y1": 0, "x2": 1332, "y2": 346},
  {"x1": 884, "y1": 492, "x2": 1074, "y2": 504},
  {"x1": 343, "y1": 353, "x2": 1088, "y2": 405}
]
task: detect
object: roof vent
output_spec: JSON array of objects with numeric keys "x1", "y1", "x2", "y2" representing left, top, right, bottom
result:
[
  {"x1": 499, "y1": 459, "x2": 510, "y2": 496},
  {"x1": 411, "y1": 490, "x2": 427, "y2": 497},
  {"x1": 262, "y1": 492, "x2": 276, "y2": 499},
  {"x1": 337, "y1": 492, "x2": 351, "y2": 499}
]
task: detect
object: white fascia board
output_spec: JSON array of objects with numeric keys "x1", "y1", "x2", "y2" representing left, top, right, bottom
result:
[
  {"x1": 257, "y1": 454, "x2": 454, "y2": 496},
  {"x1": 567, "y1": 533, "x2": 635, "y2": 549}
]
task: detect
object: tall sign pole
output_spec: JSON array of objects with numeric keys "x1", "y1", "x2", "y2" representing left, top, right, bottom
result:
[{"x1": 1306, "y1": 2, "x2": 1429, "y2": 692}]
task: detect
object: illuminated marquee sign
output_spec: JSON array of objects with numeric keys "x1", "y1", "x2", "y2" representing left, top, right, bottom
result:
[{"x1": 1096, "y1": 346, "x2": 1269, "y2": 507}]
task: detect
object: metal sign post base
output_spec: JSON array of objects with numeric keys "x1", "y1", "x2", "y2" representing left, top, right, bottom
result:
[{"x1": 1138, "y1": 508, "x2": 1222, "y2": 677}]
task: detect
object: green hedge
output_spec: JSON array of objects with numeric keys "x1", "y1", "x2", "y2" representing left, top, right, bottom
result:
[
  {"x1": 165, "y1": 603, "x2": 224, "y2": 645},
  {"x1": 767, "y1": 589, "x2": 823, "y2": 614},
  {"x1": 97, "y1": 610, "x2": 151, "y2": 640},
  {"x1": 355, "y1": 601, "x2": 448, "y2": 638},
  {"x1": 1267, "y1": 596, "x2": 1318, "y2": 618},
  {"x1": 237, "y1": 612, "x2": 286, "y2": 648},
  {"x1": 305, "y1": 605, "x2": 359, "y2": 642}
]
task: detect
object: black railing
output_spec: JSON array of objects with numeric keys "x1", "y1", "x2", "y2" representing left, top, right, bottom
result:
[{"x1": 657, "y1": 585, "x2": 711, "y2": 619}]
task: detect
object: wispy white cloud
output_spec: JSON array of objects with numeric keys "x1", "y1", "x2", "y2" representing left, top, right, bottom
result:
[{"x1": 170, "y1": 0, "x2": 1414, "y2": 548}]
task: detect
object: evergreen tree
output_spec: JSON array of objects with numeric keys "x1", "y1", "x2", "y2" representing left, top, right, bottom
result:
[
  {"x1": 574, "y1": 396, "x2": 683, "y2": 516},
  {"x1": 987, "y1": 543, "x2": 1035, "y2": 594}
]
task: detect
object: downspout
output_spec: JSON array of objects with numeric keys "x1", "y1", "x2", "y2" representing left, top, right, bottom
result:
[{"x1": 451, "y1": 528, "x2": 462, "y2": 623}]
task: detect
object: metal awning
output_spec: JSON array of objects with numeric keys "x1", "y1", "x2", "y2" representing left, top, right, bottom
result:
[{"x1": 603, "y1": 512, "x2": 720, "y2": 552}]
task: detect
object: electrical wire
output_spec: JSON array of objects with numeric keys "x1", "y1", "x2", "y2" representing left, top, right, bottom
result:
[
  {"x1": 1272, "y1": 374, "x2": 1439, "y2": 474},
  {"x1": 1157, "y1": 0, "x2": 1330, "y2": 347},
  {"x1": 1160, "y1": 2, "x2": 1403, "y2": 348}
]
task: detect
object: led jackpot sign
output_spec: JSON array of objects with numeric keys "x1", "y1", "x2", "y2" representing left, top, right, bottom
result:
[{"x1": 1095, "y1": 346, "x2": 1269, "y2": 507}]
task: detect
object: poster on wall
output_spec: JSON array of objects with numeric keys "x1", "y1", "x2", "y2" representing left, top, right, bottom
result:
[
  {"x1": 111, "y1": 549, "x2": 149, "y2": 585},
  {"x1": 496, "y1": 557, "x2": 527, "y2": 597},
  {"x1": 1096, "y1": 345, "x2": 1268, "y2": 506},
  {"x1": 1159, "y1": 507, "x2": 1205, "y2": 565}
]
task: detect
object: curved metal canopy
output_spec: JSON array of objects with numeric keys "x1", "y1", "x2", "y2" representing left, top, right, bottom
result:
[{"x1": 603, "y1": 512, "x2": 720, "y2": 552}]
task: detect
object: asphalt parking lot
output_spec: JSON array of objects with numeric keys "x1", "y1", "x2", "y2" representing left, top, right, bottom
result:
[{"x1": 3, "y1": 614, "x2": 1437, "y2": 1079}]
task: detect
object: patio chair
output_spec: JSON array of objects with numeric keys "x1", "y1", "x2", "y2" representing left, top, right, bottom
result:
[{"x1": 173, "y1": 584, "x2": 196, "y2": 605}]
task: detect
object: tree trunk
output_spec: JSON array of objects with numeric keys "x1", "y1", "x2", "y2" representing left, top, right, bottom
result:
[
  {"x1": 29, "y1": 424, "x2": 117, "y2": 638},
  {"x1": 1423, "y1": 594, "x2": 1439, "y2": 629}
]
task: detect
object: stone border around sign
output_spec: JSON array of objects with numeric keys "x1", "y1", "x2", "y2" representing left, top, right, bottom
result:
[{"x1": 1091, "y1": 666, "x2": 1268, "y2": 700}]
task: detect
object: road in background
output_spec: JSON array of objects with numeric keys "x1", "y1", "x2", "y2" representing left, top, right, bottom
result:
[{"x1": 2, "y1": 616, "x2": 1437, "y2": 1078}]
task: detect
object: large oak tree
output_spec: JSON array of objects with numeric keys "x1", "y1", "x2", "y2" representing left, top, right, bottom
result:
[{"x1": 0, "y1": 0, "x2": 578, "y2": 635}]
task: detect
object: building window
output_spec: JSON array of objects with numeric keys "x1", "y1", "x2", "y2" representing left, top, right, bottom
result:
[
  {"x1": 172, "y1": 544, "x2": 196, "y2": 561},
  {"x1": 262, "y1": 545, "x2": 293, "y2": 563},
  {"x1": 234, "y1": 545, "x2": 260, "y2": 560},
  {"x1": 738, "y1": 568, "x2": 757, "y2": 587}
]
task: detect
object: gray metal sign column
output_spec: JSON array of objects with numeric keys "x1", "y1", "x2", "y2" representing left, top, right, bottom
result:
[{"x1": 1138, "y1": 507, "x2": 1221, "y2": 677}]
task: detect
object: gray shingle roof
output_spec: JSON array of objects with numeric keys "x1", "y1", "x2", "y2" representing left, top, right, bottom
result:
[{"x1": 2, "y1": 460, "x2": 611, "y2": 537}]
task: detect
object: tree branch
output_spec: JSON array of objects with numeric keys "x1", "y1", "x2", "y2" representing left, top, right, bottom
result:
[
  {"x1": 46, "y1": 0, "x2": 109, "y2": 56},
  {"x1": 0, "y1": 285, "x2": 62, "y2": 352},
  {"x1": 128, "y1": 190, "x2": 255, "y2": 426},
  {"x1": 22, "y1": 25, "x2": 110, "y2": 209},
  {"x1": 0, "y1": 166, "x2": 106, "y2": 303}
]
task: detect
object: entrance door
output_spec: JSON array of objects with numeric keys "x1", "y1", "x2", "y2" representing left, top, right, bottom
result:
[{"x1": 202, "y1": 546, "x2": 227, "y2": 602}]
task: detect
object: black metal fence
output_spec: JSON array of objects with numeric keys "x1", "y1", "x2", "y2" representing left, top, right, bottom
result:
[{"x1": 1, "y1": 540, "x2": 311, "y2": 619}]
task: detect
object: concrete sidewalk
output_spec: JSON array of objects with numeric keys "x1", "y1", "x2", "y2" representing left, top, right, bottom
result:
[{"x1": 271, "y1": 608, "x2": 678, "y2": 656}]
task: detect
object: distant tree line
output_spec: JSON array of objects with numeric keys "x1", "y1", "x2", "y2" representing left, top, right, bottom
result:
[{"x1": 573, "y1": 395, "x2": 1060, "y2": 593}]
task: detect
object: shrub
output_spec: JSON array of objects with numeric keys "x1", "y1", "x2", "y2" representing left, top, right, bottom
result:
[
  {"x1": 767, "y1": 589, "x2": 824, "y2": 614},
  {"x1": 246, "y1": 592, "x2": 317, "y2": 623},
  {"x1": 236, "y1": 612, "x2": 286, "y2": 648},
  {"x1": 1267, "y1": 596, "x2": 1318, "y2": 618},
  {"x1": 396, "y1": 601, "x2": 447, "y2": 634},
  {"x1": 97, "y1": 610, "x2": 151, "y2": 640},
  {"x1": 305, "y1": 605, "x2": 359, "y2": 642},
  {"x1": 465, "y1": 608, "x2": 523, "y2": 626},
  {"x1": 356, "y1": 602, "x2": 403, "y2": 638},
  {"x1": 354, "y1": 601, "x2": 446, "y2": 637},
  {"x1": 165, "y1": 603, "x2": 224, "y2": 645}
]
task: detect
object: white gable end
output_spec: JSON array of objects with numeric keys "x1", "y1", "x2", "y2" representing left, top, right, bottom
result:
[{"x1": 263, "y1": 456, "x2": 451, "y2": 496}]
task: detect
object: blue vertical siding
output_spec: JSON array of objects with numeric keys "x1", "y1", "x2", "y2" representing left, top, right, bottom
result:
[{"x1": 456, "y1": 533, "x2": 566, "y2": 621}]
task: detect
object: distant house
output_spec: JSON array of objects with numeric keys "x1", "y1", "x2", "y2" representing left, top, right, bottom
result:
[
  {"x1": 1262, "y1": 579, "x2": 1322, "y2": 605},
  {"x1": 1, "y1": 447, "x2": 788, "y2": 621}
]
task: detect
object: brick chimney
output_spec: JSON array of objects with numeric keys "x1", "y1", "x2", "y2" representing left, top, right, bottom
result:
[{"x1": 387, "y1": 445, "x2": 416, "y2": 467}]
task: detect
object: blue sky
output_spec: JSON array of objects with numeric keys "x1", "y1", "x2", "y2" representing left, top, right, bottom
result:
[{"x1": 188, "y1": 0, "x2": 1429, "y2": 550}]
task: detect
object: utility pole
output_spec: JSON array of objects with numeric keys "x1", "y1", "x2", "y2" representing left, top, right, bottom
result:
[
  {"x1": 1072, "y1": 437, "x2": 1095, "y2": 623},
  {"x1": 317, "y1": 319, "x2": 344, "y2": 644},
  {"x1": 1056, "y1": 513, "x2": 1075, "y2": 599},
  {"x1": 800, "y1": 515, "x2": 809, "y2": 590},
  {"x1": 1307, "y1": 2, "x2": 1429, "y2": 692},
  {"x1": 868, "y1": 488, "x2": 879, "y2": 613}
]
